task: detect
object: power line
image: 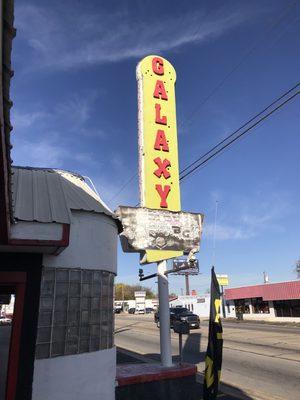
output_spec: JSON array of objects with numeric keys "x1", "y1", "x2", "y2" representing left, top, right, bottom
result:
[
  {"x1": 180, "y1": 82, "x2": 300, "y2": 176},
  {"x1": 179, "y1": 85, "x2": 299, "y2": 182},
  {"x1": 108, "y1": 3, "x2": 297, "y2": 204},
  {"x1": 113, "y1": 82, "x2": 299, "y2": 205},
  {"x1": 108, "y1": 172, "x2": 138, "y2": 202},
  {"x1": 179, "y1": 1, "x2": 297, "y2": 130}
]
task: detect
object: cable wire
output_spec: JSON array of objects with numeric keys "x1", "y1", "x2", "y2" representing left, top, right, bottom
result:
[
  {"x1": 180, "y1": 1, "x2": 297, "y2": 129},
  {"x1": 107, "y1": 3, "x2": 297, "y2": 204},
  {"x1": 179, "y1": 87, "x2": 299, "y2": 182},
  {"x1": 180, "y1": 82, "x2": 300, "y2": 176},
  {"x1": 108, "y1": 172, "x2": 138, "y2": 203}
]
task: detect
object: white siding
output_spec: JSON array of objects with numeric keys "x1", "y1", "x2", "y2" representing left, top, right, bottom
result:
[
  {"x1": 32, "y1": 347, "x2": 116, "y2": 400},
  {"x1": 43, "y1": 211, "x2": 118, "y2": 273}
]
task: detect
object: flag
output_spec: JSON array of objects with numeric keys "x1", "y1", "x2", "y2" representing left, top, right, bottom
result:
[{"x1": 203, "y1": 266, "x2": 223, "y2": 399}]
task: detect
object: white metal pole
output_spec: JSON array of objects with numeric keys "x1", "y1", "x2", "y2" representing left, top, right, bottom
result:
[{"x1": 157, "y1": 260, "x2": 172, "y2": 367}]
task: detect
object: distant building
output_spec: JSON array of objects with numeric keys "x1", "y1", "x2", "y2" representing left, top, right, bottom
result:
[
  {"x1": 169, "y1": 294, "x2": 211, "y2": 317},
  {"x1": 225, "y1": 280, "x2": 300, "y2": 322},
  {"x1": 115, "y1": 298, "x2": 158, "y2": 311}
]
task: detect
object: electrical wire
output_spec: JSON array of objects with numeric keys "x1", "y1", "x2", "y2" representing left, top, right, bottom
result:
[
  {"x1": 179, "y1": 1, "x2": 297, "y2": 130},
  {"x1": 180, "y1": 82, "x2": 300, "y2": 176},
  {"x1": 111, "y1": 82, "x2": 299, "y2": 205},
  {"x1": 179, "y1": 87, "x2": 299, "y2": 182},
  {"x1": 107, "y1": 3, "x2": 297, "y2": 204},
  {"x1": 108, "y1": 172, "x2": 138, "y2": 203}
]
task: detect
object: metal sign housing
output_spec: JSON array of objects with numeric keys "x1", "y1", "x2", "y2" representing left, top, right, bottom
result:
[
  {"x1": 172, "y1": 259, "x2": 199, "y2": 276},
  {"x1": 136, "y1": 55, "x2": 183, "y2": 263},
  {"x1": 117, "y1": 206, "x2": 203, "y2": 263}
]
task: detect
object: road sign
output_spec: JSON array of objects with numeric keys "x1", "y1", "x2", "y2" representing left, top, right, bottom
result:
[
  {"x1": 172, "y1": 259, "x2": 199, "y2": 275},
  {"x1": 216, "y1": 274, "x2": 229, "y2": 286}
]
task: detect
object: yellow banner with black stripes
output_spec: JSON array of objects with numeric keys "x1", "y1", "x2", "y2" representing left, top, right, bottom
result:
[{"x1": 203, "y1": 267, "x2": 223, "y2": 399}]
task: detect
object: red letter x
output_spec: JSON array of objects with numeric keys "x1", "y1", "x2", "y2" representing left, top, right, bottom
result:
[{"x1": 153, "y1": 157, "x2": 171, "y2": 179}]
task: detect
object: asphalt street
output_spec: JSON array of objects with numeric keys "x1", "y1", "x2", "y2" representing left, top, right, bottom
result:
[{"x1": 115, "y1": 314, "x2": 300, "y2": 400}]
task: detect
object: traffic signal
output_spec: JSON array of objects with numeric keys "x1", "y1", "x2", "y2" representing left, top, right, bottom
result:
[{"x1": 139, "y1": 269, "x2": 144, "y2": 279}]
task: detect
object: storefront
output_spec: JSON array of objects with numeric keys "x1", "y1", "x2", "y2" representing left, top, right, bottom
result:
[{"x1": 224, "y1": 280, "x2": 300, "y2": 322}]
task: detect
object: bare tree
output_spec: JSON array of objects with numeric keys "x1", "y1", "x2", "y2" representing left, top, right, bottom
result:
[{"x1": 294, "y1": 259, "x2": 300, "y2": 279}]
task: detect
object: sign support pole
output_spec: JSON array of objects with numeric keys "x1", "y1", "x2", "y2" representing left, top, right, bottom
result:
[
  {"x1": 157, "y1": 260, "x2": 172, "y2": 367},
  {"x1": 221, "y1": 285, "x2": 226, "y2": 318},
  {"x1": 185, "y1": 273, "x2": 190, "y2": 295}
]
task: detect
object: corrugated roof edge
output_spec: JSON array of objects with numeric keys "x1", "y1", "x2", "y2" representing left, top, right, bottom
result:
[
  {"x1": 225, "y1": 279, "x2": 299, "y2": 290},
  {"x1": 12, "y1": 166, "x2": 122, "y2": 230}
]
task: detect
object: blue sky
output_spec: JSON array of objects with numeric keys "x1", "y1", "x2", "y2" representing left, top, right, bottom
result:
[{"x1": 11, "y1": 0, "x2": 300, "y2": 294}]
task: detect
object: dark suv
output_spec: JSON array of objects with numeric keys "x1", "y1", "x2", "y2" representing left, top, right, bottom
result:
[{"x1": 154, "y1": 307, "x2": 200, "y2": 329}]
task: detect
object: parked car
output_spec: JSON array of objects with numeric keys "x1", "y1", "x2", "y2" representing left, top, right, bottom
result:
[
  {"x1": 128, "y1": 308, "x2": 136, "y2": 314},
  {"x1": 136, "y1": 305, "x2": 145, "y2": 314},
  {"x1": 114, "y1": 308, "x2": 122, "y2": 314},
  {"x1": 154, "y1": 307, "x2": 200, "y2": 329},
  {"x1": 145, "y1": 307, "x2": 154, "y2": 314}
]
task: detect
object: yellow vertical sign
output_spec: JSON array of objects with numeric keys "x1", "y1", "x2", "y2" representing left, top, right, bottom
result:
[{"x1": 136, "y1": 55, "x2": 183, "y2": 263}]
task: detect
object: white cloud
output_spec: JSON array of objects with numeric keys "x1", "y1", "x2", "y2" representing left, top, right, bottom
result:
[
  {"x1": 56, "y1": 92, "x2": 98, "y2": 125},
  {"x1": 204, "y1": 222, "x2": 254, "y2": 240},
  {"x1": 16, "y1": 4, "x2": 253, "y2": 71},
  {"x1": 12, "y1": 136, "x2": 96, "y2": 169},
  {"x1": 12, "y1": 110, "x2": 48, "y2": 129},
  {"x1": 202, "y1": 191, "x2": 293, "y2": 242},
  {"x1": 11, "y1": 89, "x2": 104, "y2": 138}
]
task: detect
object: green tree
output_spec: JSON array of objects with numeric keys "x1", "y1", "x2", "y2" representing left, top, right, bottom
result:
[{"x1": 114, "y1": 283, "x2": 156, "y2": 300}]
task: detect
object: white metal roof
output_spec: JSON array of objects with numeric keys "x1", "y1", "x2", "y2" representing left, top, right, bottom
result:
[{"x1": 11, "y1": 167, "x2": 113, "y2": 224}]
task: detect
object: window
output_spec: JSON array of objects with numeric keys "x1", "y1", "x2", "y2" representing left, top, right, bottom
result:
[
  {"x1": 273, "y1": 300, "x2": 300, "y2": 317},
  {"x1": 234, "y1": 299, "x2": 250, "y2": 314},
  {"x1": 251, "y1": 297, "x2": 270, "y2": 314},
  {"x1": 36, "y1": 268, "x2": 114, "y2": 359}
]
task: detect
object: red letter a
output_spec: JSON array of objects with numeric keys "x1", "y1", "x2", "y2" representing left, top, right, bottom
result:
[
  {"x1": 155, "y1": 184, "x2": 171, "y2": 208},
  {"x1": 154, "y1": 130, "x2": 169, "y2": 151},
  {"x1": 153, "y1": 80, "x2": 168, "y2": 100}
]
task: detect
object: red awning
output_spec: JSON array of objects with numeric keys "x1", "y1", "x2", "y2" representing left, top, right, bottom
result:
[{"x1": 225, "y1": 281, "x2": 300, "y2": 301}]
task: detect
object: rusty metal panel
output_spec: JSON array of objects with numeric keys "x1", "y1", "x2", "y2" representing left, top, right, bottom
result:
[
  {"x1": 11, "y1": 167, "x2": 114, "y2": 224},
  {"x1": 117, "y1": 206, "x2": 203, "y2": 256}
]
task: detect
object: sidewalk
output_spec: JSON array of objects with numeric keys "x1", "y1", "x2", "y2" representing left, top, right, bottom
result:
[
  {"x1": 223, "y1": 318, "x2": 300, "y2": 327},
  {"x1": 117, "y1": 348, "x2": 254, "y2": 400}
]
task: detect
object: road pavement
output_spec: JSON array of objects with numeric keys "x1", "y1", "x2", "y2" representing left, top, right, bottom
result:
[{"x1": 115, "y1": 314, "x2": 300, "y2": 400}]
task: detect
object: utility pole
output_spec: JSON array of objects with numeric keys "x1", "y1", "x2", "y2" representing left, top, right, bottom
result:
[
  {"x1": 121, "y1": 284, "x2": 124, "y2": 310},
  {"x1": 263, "y1": 271, "x2": 269, "y2": 284},
  {"x1": 185, "y1": 273, "x2": 190, "y2": 295}
]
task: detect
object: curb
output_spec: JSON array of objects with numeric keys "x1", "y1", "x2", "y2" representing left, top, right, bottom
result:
[{"x1": 117, "y1": 348, "x2": 284, "y2": 400}]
